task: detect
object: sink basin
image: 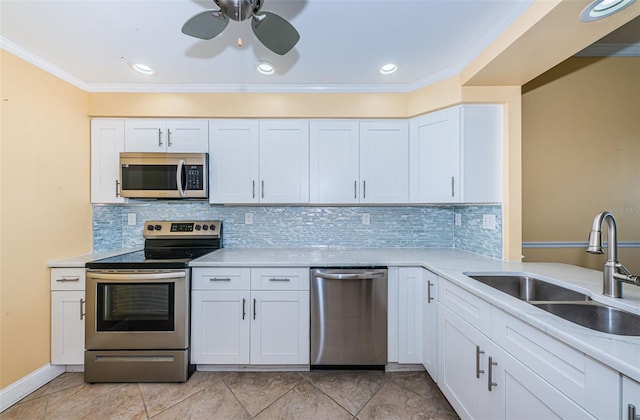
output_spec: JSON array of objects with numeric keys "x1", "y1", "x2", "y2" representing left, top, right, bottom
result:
[
  {"x1": 533, "y1": 302, "x2": 640, "y2": 336},
  {"x1": 464, "y1": 273, "x2": 590, "y2": 302}
]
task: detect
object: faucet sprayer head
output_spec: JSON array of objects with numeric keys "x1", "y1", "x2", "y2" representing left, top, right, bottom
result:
[{"x1": 587, "y1": 230, "x2": 603, "y2": 254}]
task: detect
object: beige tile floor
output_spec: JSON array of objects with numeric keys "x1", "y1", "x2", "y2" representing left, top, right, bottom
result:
[{"x1": 1, "y1": 370, "x2": 458, "y2": 419}]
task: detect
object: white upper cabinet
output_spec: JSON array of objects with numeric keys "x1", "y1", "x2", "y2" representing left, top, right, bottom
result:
[
  {"x1": 209, "y1": 120, "x2": 260, "y2": 204},
  {"x1": 310, "y1": 120, "x2": 409, "y2": 204},
  {"x1": 410, "y1": 104, "x2": 502, "y2": 203},
  {"x1": 124, "y1": 119, "x2": 208, "y2": 153},
  {"x1": 209, "y1": 119, "x2": 309, "y2": 204},
  {"x1": 91, "y1": 119, "x2": 125, "y2": 204},
  {"x1": 309, "y1": 120, "x2": 360, "y2": 204},
  {"x1": 410, "y1": 108, "x2": 461, "y2": 203},
  {"x1": 360, "y1": 121, "x2": 410, "y2": 203},
  {"x1": 259, "y1": 120, "x2": 310, "y2": 204}
]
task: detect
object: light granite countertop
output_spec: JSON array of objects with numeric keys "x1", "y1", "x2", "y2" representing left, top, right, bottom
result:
[
  {"x1": 49, "y1": 246, "x2": 640, "y2": 382},
  {"x1": 192, "y1": 247, "x2": 640, "y2": 383},
  {"x1": 47, "y1": 248, "x2": 141, "y2": 268}
]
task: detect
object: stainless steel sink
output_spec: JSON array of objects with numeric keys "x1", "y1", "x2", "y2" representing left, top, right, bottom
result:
[
  {"x1": 464, "y1": 272, "x2": 640, "y2": 336},
  {"x1": 533, "y1": 302, "x2": 640, "y2": 336},
  {"x1": 464, "y1": 273, "x2": 590, "y2": 302}
]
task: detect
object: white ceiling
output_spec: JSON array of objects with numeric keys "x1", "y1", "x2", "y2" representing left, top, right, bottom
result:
[{"x1": 0, "y1": 0, "x2": 573, "y2": 94}]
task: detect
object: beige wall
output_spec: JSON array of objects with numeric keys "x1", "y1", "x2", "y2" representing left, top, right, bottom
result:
[
  {"x1": 0, "y1": 50, "x2": 92, "y2": 387},
  {"x1": 522, "y1": 57, "x2": 640, "y2": 274}
]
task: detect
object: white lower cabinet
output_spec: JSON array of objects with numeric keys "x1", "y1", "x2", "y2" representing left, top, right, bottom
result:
[
  {"x1": 191, "y1": 267, "x2": 309, "y2": 366},
  {"x1": 422, "y1": 270, "x2": 438, "y2": 380},
  {"x1": 623, "y1": 376, "x2": 640, "y2": 420},
  {"x1": 398, "y1": 267, "x2": 423, "y2": 364},
  {"x1": 50, "y1": 268, "x2": 86, "y2": 365},
  {"x1": 438, "y1": 278, "x2": 616, "y2": 420}
]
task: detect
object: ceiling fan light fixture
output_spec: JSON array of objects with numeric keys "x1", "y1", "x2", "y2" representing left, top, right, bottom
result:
[
  {"x1": 257, "y1": 62, "x2": 275, "y2": 75},
  {"x1": 380, "y1": 63, "x2": 398, "y2": 75},
  {"x1": 131, "y1": 63, "x2": 155, "y2": 75},
  {"x1": 579, "y1": 0, "x2": 635, "y2": 21}
]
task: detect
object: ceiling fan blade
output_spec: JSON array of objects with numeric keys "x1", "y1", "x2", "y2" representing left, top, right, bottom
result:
[
  {"x1": 251, "y1": 11, "x2": 299, "y2": 55},
  {"x1": 182, "y1": 10, "x2": 229, "y2": 40}
]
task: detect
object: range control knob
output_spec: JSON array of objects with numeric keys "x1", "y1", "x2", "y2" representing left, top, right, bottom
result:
[
  {"x1": 202, "y1": 225, "x2": 209, "y2": 231},
  {"x1": 209, "y1": 224, "x2": 216, "y2": 231},
  {"x1": 195, "y1": 224, "x2": 202, "y2": 231},
  {"x1": 154, "y1": 224, "x2": 162, "y2": 231},
  {"x1": 146, "y1": 225, "x2": 154, "y2": 231}
]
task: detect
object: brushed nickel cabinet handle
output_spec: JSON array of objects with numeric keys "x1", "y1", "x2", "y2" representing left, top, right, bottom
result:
[
  {"x1": 629, "y1": 404, "x2": 640, "y2": 420},
  {"x1": 252, "y1": 180, "x2": 256, "y2": 199},
  {"x1": 158, "y1": 129, "x2": 163, "y2": 147},
  {"x1": 253, "y1": 298, "x2": 257, "y2": 320},
  {"x1": 115, "y1": 180, "x2": 121, "y2": 197},
  {"x1": 427, "y1": 280, "x2": 434, "y2": 303},
  {"x1": 261, "y1": 180, "x2": 265, "y2": 199},
  {"x1": 488, "y1": 356, "x2": 498, "y2": 391},
  {"x1": 451, "y1": 176, "x2": 455, "y2": 197},
  {"x1": 475, "y1": 346, "x2": 485, "y2": 378},
  {"x1": 269, "y1": 278, "x2": 291, "y2": 282},
  {"x1": 80, "y1": 298, "x2": 85, "y2": 320},
  {"x1": 209, "y1": 277, "x2": 231, "y2": 282},
  {"x1": 56, "y1": 276, "x2": 80, "y2": 282},
  {"x1": 363, "y1": 180, "x2": 366, "y2": 199},
  {"x1": 167, "y1": 129, "x2": 173, "y2": 147},
  {"x1": 242, "y1": 298, "x2": 246, "y2": 320},
  {"x1": 354, "y1": 180, "x2": 357, "y2": 199}
]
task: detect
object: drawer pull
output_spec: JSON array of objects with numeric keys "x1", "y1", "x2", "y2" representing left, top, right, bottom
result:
[
  {"x1": 56, "y1": 276, "x2": 80, "y2": 282},
  {"x1": 488, "y1": 356, "x2": 498, "y2": 391},
  {"x1": 269, "y1": 277, "x2": 291, "y2": 282},
  {"x1": 427, "y1": 280, "x2": 434, "y2": 303},
  {"x1": 475, "y1": 345, "x2": 485, "y2": 378},
  {"x1": 80, "y1": 298, "x2": 85, "y2": 320},
  {"x1": 209, "y1": 277, "x2": 231, "y2": 282},
  {"x1": 242, "y1": 298, "x2": 246, "y2": 320}
]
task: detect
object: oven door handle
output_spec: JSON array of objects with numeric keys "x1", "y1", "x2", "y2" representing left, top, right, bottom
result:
[{"x1": 88, "y1": 272, "x2": 186, "y2": 281}]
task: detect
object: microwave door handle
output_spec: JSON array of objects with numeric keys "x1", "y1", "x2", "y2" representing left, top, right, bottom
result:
[{"x1": 176, "y1": 160, "x2": 186, "y2": 197}]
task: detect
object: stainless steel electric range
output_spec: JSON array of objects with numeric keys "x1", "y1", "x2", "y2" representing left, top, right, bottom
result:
[{"x1": 84, "y1": 220, "x2": 222, "y2": 383}]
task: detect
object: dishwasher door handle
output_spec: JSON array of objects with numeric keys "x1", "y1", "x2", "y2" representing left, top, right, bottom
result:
[{"x1": 313, "y1": 270, "x2": 387, "y2": 280}]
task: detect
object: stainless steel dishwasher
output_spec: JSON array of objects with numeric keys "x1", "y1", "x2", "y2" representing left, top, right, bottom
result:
[{"x1": 310, "y1": 267, "x2": 387, "y2": 368}]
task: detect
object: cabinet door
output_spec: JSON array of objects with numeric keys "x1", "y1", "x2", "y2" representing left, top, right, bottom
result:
[
  {"x1": 259, "y1": 120, "x2": 310, "y2": 203},
  {"x1": 438, "y1": 303, "x2": 485, "y2": 420},
  {"x1": 91, "y1": 119, "x2": 125, "y2": 203},
  {"x1": 124, "y1": 119, "x2": 166, "y2": 152},
  {"x1": 51, "y1": 291, "x2": 85, "y2": 365},
  {"x1": 250, "y1": 290, "x2": 309, "y2": 365},
  {"x1": 409, "y1": 107, "x2": 461, "y2": 203},
  {"x1": 209, "y1": 120, "x2": 260, "y2": 204},
  {"x1": 191, "y1": 290, "x2": 250, "y2": 364},
  {"x1": 486, "y1": 339, "x2": 594, "y2": 420},
  {"x1": 398, "y1": 267, "x2": 423, "y2": 364},
  {"x1": 359, "y1": 121, "x2": 409, "y2": 203},
  {"x1": 422, "y1": 270, "x2": 438, "y2": 380},
  {"x1": 309, "y1": 120, "x2": 360, "y2": 204},
  {"x1": 461, "y1": 105, "x2": 502, "y2": 203},
  {"x1": 166, "y1": 120, "x2": 209, "y2": 153},
  {"x1": 623, "y1": 376, "x2": 640, "y2": 420}
]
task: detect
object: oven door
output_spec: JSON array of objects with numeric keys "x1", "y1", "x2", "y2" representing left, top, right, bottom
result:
[{"x1": 85, "y1": 270, "x2": 189, "y2": 350}]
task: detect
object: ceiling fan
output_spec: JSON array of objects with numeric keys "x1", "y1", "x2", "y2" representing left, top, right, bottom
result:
[{"x1": 181, "y1": 0, "x2": 300, "y2": 55}]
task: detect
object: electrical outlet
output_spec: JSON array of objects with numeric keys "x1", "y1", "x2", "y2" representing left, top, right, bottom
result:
[
  {"x1": 127, "y1": 213, "x2": 136, "y2": 226},
  {"x1": 362, "y1": 213, "x2": 370, "y2": 225},
  {"x1": 482, "y1": 214, "x2": 496, "y2": 230},
  {"x1": 455, "y1": 213, "x2": 462, "y2": 226},
  {"x1": 245, "y1": 213, "x2": 254, "y2": 225}
]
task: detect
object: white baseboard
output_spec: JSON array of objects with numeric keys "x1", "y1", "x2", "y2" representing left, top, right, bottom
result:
[{"x1": 0, "y1": 364, "x2": 64, "y2": 413}]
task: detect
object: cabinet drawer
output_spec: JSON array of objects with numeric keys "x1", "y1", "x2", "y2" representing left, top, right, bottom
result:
[
  {"x1": 438, "y1": 278, "x2": 491, "y2": 335},
  {"x1": 492, "y1": 308, "x2": 618, "y2": 419},
  {"x1": 251, "y1": 268, "x2": 309, "y2": 290},
  {"x1": 50, "y1": 268, "x2": 86, "y2": 291},
  {"x1": 192, "y1": 268, "x2": 250, "y2": 290}
]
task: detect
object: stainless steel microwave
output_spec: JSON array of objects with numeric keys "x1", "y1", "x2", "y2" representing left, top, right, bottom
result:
[{"x1": 119, "y1": 152, "x2": 208, "y2": 199}]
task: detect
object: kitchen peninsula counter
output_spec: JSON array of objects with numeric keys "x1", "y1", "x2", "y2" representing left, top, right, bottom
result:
[{"x1": 192, "y1": 247, "x2": 640, "y2": 383}]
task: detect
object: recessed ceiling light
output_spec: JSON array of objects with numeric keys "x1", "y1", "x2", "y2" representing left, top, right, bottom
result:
[
  {"x1": 257, "y1": 62, "x2": 275, "y2": 75},
  {"x1": 579, "y1": 0, "x2": 635, "y2": 21},
  {"x1": 130, "y1": 63, "x2": 155, "y2": 75},
  {"x1": 380, "y1": 63, "x2": 398, "y2": 75}
]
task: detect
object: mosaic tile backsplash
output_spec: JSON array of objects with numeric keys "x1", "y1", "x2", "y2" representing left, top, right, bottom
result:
[{"x1": 93, "y1": 202, "x2": 503, "y2": 259}]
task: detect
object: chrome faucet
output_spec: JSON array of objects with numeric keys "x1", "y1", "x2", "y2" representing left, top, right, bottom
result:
[{"x1": 587, "y1": 211, "x2": 639, "y2": 297}]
